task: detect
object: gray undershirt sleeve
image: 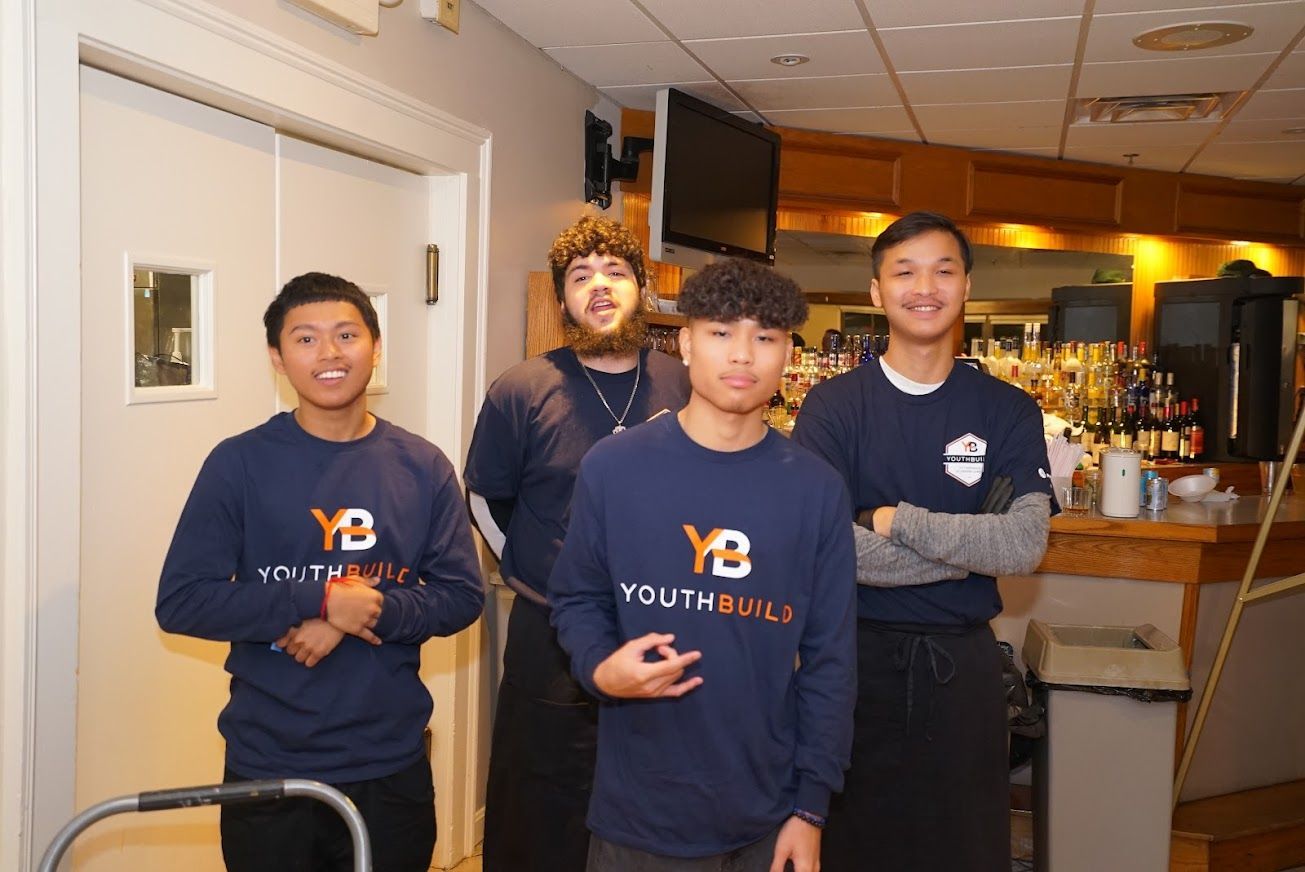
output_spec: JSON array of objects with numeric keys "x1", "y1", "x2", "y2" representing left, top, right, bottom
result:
[
  {"x1": 853, "y1": 524, "x2": 970, "y2": 588},
  {"x1": 889, "y1": 491, "x2": 1052, "y2": 577}
]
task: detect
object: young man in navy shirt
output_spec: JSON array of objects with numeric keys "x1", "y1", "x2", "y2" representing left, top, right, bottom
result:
[
  {"x1": 550, "y1": 259, "x2": 856, "y2": 872},
  {"x1": 157, "y1": 272, "x2": 484, "y2": 872},
  {"x1": 792, "y1": 212, "x2": 1053, "y2": 871},
  {"x1": 464, "y1": 217, "x2": 690, "y2": 872}
]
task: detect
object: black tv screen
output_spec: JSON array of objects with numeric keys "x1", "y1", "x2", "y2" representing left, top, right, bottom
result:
[{"x1": 650, "y1": 88, "x2": 780, "y2": 268}]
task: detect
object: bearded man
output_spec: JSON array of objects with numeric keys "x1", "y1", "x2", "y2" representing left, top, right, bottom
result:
[{"x1": 464, "y1": 216, "x2": 691, "y2": 872}]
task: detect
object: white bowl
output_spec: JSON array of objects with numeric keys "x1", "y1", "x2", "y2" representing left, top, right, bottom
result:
[{"x1": 1169, "y1": 474, "x2": 1217, "y2": 503}]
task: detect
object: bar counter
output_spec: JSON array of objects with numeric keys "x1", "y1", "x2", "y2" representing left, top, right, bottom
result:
[{"x1": 993, "y1": 494, "x2": 1305, "y2": 804}]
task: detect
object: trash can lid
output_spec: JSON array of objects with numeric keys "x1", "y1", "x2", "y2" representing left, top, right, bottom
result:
[{"x1": 1022, "y1": 620, "x2": 1191, "y2": 693}]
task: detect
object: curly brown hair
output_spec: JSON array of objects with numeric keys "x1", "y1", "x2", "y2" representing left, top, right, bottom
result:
[
  {"x1": 677, "y1": 258, "x2": 807, "y2": 330},
  {"x1": 547, "y1": 216, "x2": 648, "y2": 301}
]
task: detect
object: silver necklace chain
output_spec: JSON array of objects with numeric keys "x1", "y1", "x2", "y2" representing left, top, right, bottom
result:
[{"x1": 578, "y1": 355, "x2": 641, "y2": 434}]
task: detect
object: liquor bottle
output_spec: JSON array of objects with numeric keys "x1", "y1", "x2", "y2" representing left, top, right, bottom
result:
[
  {"x1": 1062, "y1": 371, "x2": 1083, "y2": 427},
  {"x1": 1092, "y1": 408, "x2": 1111, "y2": 465},
  {"x1": 1178, "y1": 400, "x2": 1192, "y2": 460},
  {"x1": 1160, "y1": 401, "x2": 1180, "y2": 461},
  {"x1": 1188, "y1": 398, "x2": 1205, "y2": 460},
  {"x1": 1137, "y1": 400, "x2": 1155, "y2": 459}
]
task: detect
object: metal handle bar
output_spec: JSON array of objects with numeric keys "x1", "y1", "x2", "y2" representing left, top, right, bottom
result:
[{"x1": 38, "y1": 779, "x2": 370, "y2": 872}]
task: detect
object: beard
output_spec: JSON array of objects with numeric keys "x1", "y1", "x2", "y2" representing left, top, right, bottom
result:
[{"x1": 563, "y1": 305, "x2": 647, "y2": 358}]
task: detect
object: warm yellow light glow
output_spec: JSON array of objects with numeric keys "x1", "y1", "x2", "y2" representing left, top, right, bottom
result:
[{"x1": 1231, "y1": 240, "x2": 1250, "y2": 246}]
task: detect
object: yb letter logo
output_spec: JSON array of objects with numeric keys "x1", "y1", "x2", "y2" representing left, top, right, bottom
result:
[
  {"x1": 683, "y1": 525, "x2": 752, "y2": 579},
  {"x1": 311, "y1": 508, "x2": 377, "y2": 552}
]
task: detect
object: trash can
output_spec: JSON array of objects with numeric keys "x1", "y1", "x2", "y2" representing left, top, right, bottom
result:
[{"x1": 1023, "y1": 620, "x2": 1192, "y2": 872}]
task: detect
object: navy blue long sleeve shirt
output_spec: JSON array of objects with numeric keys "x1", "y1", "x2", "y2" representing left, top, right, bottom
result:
[
  {"x1": 156, "y1": 413, "x2": 484, "y2": 782},
  {"x1": 549, "y1": 414, "x2": 856, "y2": 857}
]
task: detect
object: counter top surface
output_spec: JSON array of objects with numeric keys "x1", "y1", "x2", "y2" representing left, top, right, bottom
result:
[
  {"x1": 1039, "y1": 495, "x2": 1305, "y2": 583},
  {"x1": 1050, "y1": 495, "x2": 1305, "y2": 543}
]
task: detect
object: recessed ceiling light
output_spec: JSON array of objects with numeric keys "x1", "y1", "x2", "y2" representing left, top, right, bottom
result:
[
  {"x1": 770, "y1": 53, "x2": 810, "y2": 67},
  {"x1": 1133, "y1": 21, "x2": 1252, "y2": 52}
]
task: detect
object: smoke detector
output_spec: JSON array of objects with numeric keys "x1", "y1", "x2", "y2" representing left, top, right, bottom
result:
[
  {"x1": 1075, "y1": 93, "x2": 1238, "y2": 124},
  {"x1": 1133, "y1": 22, "x2": 1252, "y2": 52}
]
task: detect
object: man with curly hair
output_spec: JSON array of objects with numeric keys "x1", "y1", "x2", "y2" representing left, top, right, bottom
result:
[
  {"x1": 549, "y1": 258, "x2": 856, "y2": 872},
  {"x1": 464, "y1": 216, "x2": 690, "y2": 871}
]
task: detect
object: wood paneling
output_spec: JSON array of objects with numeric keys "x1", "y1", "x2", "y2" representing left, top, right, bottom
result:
[
  {"x1": 779, "y1": 141, "x2": 901, "y2": 212},
  {"x1": 1176, "y1": 182, "x2": 1305, "y2": 243},
  {"x1": 526, "y1": 271, "x2": 566, "y2": 358},
  {"x1": 968, "y1": 161, "x2": 1123, "y2": 227}
]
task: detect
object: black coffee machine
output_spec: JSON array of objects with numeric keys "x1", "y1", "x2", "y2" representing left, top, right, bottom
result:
[{"x1": 1153, "y1": 276, "x2": 1302, "y2": 462}]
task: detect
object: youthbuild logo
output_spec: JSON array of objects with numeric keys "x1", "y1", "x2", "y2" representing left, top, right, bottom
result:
[{"x1": 614, "y1": 525, "x2": 793, "y2": 624}]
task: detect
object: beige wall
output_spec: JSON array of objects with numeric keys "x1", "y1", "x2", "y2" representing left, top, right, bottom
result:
[{"x1": 208, "y1": 0, "x2": 608, "y2": 382}]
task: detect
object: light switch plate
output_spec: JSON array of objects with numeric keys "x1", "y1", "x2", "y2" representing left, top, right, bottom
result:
[
  {"x1": 286, "y1": 0, "x2": 379, "y2": 35},
  {"x1": 420, "y1": 0, "x2": 460, "y2": 33}
]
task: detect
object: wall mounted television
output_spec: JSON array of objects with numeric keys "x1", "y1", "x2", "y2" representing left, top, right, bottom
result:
[{"x1": 648, "y1": 88, "x2": 781, "y2": 271}]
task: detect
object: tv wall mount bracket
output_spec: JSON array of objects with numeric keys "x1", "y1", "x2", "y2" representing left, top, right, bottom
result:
[{"x1": 584, "y1": 110, "x2": 653, "y2": 210}]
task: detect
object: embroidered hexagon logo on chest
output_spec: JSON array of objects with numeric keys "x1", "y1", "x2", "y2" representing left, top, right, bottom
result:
[{"x1": 943, "y1": 432, "x2": 987, "y2": 486}]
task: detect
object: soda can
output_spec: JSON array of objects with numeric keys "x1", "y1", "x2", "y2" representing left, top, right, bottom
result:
[
  {"x1": 1142, "y1": 469, "x2": 1158, "y2": 507},
  {"x1": 1146, "y1": 476, "x2": 1169, "y2": 512}
]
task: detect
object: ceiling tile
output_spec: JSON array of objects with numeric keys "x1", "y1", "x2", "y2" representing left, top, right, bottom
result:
[
  {"x1": 1188, "y1": 140, "x2": 1305, "y2": 178},
  {"x1": 732, "y1": 110, "x2": 768, "y2": 125},
  {"x1": 1217, "y1": 116, "x2": 1305, "y2": 141},
  {"x1": 729, "y1": 74, "x2": 898, "y2": 110},
  {"x1": 637, "y1": 0, "x2": 866, "y2": 39},
  {"x1": 1065, "y1": 118, "x2": 1222, "y2": 147},
  {"x1": 1062, "y1": 143, "x2": 1197, "y2": 171},
  {"x1": 1095, "y1": 0, "x2": 1295, "y2": 11},
  {"x1": 599, "y1": 82, "x2": 746, "y2": 112},
  {"x1": 1237, "y1": 88, "x2": 1305, "y2": 119},
  {"x1": 1266, "y1": 48, "x2": 1305, "y2": 89},
  {"x1": 475, "y1": 0, "x2": 664, "y2": 46},
  {"x1": 914, "y1": 100, "x2": 1067, "y2": 131},
  {"x1": 929, "y1": 127, "x2": 1064, "y2": 149},
  {"x1": 867, "y1": 0, "x2": 1084, "y2": 28},
  {"x1": 878, "y1": 18, "x2": 1081, "y2": 71},
  {"x1": 900, "y1": 66, "x2": 1073, "y2": 103},
  {"x1": 544, "y1": 41, "x2": 710, "y2": 87},
  {"x1": 684, "y1": 31, "x2": 884, "y2": 80},
  {"x1": 1077, "y1": 52, "x2": 1278, "y2": 97},
  {"x1": 762, "y1": 105, "x2": 917, "y2": 135},
  {"x1": 1086, "y1": 3, "x2": 1305, "y2": 64}
]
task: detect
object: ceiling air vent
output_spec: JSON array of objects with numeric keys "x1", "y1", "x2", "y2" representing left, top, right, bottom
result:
[{"x1": 1074, "y1": 93, "x2": 1240, "y2": 124}]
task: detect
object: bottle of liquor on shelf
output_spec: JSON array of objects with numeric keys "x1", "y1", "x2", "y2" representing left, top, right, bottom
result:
[
  {"x1": 1160, "y1": 400, "x2": 1181, "y2": 461},
  {"x1": 1187, "y1": 398, "x2": 1205, "y2": 461},
  {"x1": 1178, "y1": 400, "x2": 1192, "y2": 461}
]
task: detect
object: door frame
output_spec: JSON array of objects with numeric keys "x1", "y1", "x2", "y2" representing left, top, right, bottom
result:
[{"x1": 3, "y1": 1, "x2": 492, "y2": 867}]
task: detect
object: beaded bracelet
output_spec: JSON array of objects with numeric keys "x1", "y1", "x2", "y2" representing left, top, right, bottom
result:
[{"x1": 792, "y1": 808, "x2": 827, "y2": 829}]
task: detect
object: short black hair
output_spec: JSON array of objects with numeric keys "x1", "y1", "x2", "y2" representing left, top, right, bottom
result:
[
  {"x1": 676, "y1": 258, "x2": 807, "y2": 330},
  {"x1": 547, "y1": 216, "x2": 647, "y2": 302},
  {"x1": 871, "y1": 211, "x2": 973, "y2": 278},
  {"x1": 263, "y1": 272, "x2": 380, "y2": 348}
]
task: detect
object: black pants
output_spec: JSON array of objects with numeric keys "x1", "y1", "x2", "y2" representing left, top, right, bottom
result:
[
  {"x1": 821, "y1": 621, "x2": 1009, "y2": 872},
  {"x1": 586, "y1": 826, "x2": 781, "y2": 872},
  {"x1": 483, "y1": 598, "x2": 600, "y2": 872},
  {"x1": 220, "y1": 755, "x2": 435, "y2": 872}
]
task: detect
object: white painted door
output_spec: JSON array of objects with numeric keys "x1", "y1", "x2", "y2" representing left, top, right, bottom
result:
[
  {"x1": 77, "y1": 65, "x2": 277, "y2": 872},
  {"x1": 275, "y1": 135, "x2": 430, "y2": 433},
  {"x1": 77, "y1": 67, "x2": 478, "y2": 871}
]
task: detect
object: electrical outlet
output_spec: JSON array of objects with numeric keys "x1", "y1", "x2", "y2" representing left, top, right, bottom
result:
[
  {"x1": 286, "y1": 0, "x2": 379, "y2": 36},
  {"x1": 419, "y1": 0, "x2": 460, "y2": 33}
]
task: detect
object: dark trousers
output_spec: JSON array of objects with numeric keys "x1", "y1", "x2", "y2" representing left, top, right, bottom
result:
[
  {"x1": 219, "y1": 755, "x2": 435, "y2": 872},
  {"x1": 483, "y1": 598, "x2": 600, "y2": 872},
  {"x1": 586, "y1": 826, "x2": 781, "y2": 872},
  {"x1": 821, "y1": 621, "x2": 1009, "y2": 872}
]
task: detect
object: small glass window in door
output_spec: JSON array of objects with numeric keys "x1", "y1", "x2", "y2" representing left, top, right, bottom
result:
[{"x1": 133, "y1": 268, "x2": 196, "y2": 387}]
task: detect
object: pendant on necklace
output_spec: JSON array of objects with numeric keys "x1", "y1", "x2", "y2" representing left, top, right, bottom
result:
[{"x1": 612, "y1": 424, "x2": 626, "y2": 434}]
